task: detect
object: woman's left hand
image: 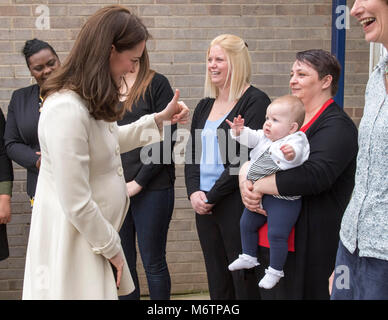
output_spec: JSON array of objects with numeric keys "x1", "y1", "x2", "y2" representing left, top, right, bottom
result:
[
  {"x1": 126, "y1": 180, "x2": 143, "y2": 197},
  {"x1": 154, "y1": 89, "x2": 190, "y2": 129}
]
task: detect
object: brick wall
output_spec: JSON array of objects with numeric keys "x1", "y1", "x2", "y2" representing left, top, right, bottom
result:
[{"x1": 0, "y1": 0, "x2": 368, "y2": 299}]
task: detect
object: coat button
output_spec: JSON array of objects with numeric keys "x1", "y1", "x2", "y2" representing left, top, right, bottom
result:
[
  {"x1": 115, "y1": 145, "x2": 120, "y2": 155},
  {"x1": 109, "y1": 123, "x2": 114, "y2": 133},
  {"x1": 92, "y1": 247, "x2": 102, "y2": 254},
  {"x1": 277, "y1": 160, "x2": 280, "y2": 164},
  {"x1": 117, "y1": 166, "x2": 123, "y2": 176}
]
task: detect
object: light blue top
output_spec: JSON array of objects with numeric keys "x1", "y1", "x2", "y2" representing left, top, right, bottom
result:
[
  {"x1": 339, "y1": 54, "x2": 388, "y2": 261},
  {"x1": 200, "y1": 114, "x2": 229, "y2": 192}
]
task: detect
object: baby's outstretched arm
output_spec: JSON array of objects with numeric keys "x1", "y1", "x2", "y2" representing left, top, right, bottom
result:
[
  {"x1": 226, "y1": 115, "x2": 244, "y2": 136},
  {"x1": 280, "y1": 144, "x2": 296, "y2": 161}
]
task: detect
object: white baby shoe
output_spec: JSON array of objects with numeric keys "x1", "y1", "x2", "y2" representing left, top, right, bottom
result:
[
  {"x1": 228, "y1": 254, "x2": 260, "y2": 271},
  {"x1": 258, "y1": 267, "x2": 284, "y2": 289}
]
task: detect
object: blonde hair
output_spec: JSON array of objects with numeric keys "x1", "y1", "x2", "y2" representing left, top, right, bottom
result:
[
  {"x1": 272, "y1": 95, "x2": 305, "y2": 129},
  {"x1": 204, "y1": 34, "x2": 251, "y2": 102}
]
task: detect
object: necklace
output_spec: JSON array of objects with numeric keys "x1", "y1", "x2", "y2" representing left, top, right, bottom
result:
[{"x1": 38, "y1": 94, "x2": 43, "y2": 112}]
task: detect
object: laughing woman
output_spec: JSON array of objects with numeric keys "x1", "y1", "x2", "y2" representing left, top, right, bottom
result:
[{"x1": 330, "y1": 0, "x2": 388, "y2": 300}]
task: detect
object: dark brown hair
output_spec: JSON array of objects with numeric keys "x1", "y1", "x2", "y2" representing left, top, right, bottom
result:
[
  {"x1": 296, "y1": 49, "x2": 341, "y2": 96},
  {"x1": 41, "y1": 5, "x2": 152, "y2": 121}
]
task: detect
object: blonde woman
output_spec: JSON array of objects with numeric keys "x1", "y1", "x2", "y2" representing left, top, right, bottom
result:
[{"x1": 185, "y1": 34, "x2": 270, "y2": 299}]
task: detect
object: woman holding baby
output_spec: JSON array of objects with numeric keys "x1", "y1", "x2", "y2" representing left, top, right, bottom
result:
[{"x1": 239, "y1": 49, "x2": 359, "y2": 299}]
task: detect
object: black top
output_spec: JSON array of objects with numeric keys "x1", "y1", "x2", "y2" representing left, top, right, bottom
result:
[
  {"x1": 0, "y1": 108, "x2": 13, "y2": 261},
  {"x1": 263, "y1": 101, "x2": 358, "y2": 299},
  {"x1": 185, "y1": 85, "x2": 271, "y2": 204},
  {"x1": 0, "y1": 109, "x2": 13, "y2": 184},
  {"x1": 4, "y1": 84, "x2": 40, "y2": 197},
  {"x1": 117, "y1": 73, "x2": 176, "y2": 190}
]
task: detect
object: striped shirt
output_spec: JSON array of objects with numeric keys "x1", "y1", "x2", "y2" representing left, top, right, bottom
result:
[{"x1": 247, "y1": 149, "x2": 300, "y2": 201}]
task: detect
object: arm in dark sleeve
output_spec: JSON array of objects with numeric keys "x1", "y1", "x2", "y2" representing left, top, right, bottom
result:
[
  {"x1": 4, "y1": 92, "x2": 39, "y2": 173},
  {"x1": 184, "y1": 101, "x2": 203, "y2": 199},
  {"x1": 133, "y1": 75, "x2": 175, "y2": 188},
  {"x1": 206, "y1": 93, "x2": 270, "y2": 204},
  {"x1": 0, "y1": 109, "x2": 13, "y2": 195},
  {"x1": 276, "y1": 116, "x2": 358, "y2": 196}
]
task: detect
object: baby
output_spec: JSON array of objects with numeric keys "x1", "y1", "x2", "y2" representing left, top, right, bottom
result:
[{"x1": 226, "y1": 95, "x2": 310, "y2": 289}]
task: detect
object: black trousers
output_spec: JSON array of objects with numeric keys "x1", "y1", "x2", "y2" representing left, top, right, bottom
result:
[
  {"x1": 0, "y1": 224, "x2": 9, "y2": 261},
  {"x1": 195, "y1": 190, "x2": 261, "y2": 300}
]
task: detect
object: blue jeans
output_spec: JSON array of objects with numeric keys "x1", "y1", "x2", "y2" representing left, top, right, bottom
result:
[
  {"x1": 119, "y1": 188, "x2": 174, "y2": 300},
  {"x1": 240, "y1": 195, "x2": 301, "y2": 271},
  {"x1": 331, "y1": 240, "x2": 388, "y2": 300}
]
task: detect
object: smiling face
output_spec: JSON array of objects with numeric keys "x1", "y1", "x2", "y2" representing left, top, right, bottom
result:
[
  {"x1": 28, "y1": 48, "x2": 60, "y2": 87},
  {"x1": 263, "y1": 102, "x2": 297, "y2": 142},
  {"x1": 351, "y1": 0, "x2": 388, "y2": 47},
  {"x1": 109, "y1": 40, "x2": 145, "y2": 84},
  {"x1": 289, "y1": 60, "x2": 331, "y2": 107},
  {"x1": 207, "y1": 45, "x2": 230, "y2": 89}
]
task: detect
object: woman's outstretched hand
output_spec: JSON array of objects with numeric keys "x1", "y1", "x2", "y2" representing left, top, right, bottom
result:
[{"x1": 154, "y1": 89, "x2": 190, "y2": 130}]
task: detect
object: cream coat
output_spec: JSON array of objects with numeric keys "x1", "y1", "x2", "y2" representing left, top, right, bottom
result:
[{"x1": 22, "y1": 90, "x2": 163, "y2": 300}]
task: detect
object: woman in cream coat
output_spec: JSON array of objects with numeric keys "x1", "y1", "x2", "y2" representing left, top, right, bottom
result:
[{"x1": 22, "y1": 6, "x2": 188, "y2": 300}]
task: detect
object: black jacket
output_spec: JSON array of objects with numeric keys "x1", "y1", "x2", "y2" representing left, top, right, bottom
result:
[
  {"x1": 0, "y1": 109, "x2": 13, "y2": 261},
  {"x1": 4, "y1": 84, "x2": 40, "y2": 197},
  {"x1": 117, "y1": 73, "x2": 176, "y2": 190},
  {"x1": 185, "y1": 86, "x2": 270, "y2": 204}
]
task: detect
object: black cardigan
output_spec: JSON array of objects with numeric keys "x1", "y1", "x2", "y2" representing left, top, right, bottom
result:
[
  {"x1": 117, "y1": 73, "x2": 176, "y2": 190},
  {"x1": 4, "y1": 84, "x2": 40, "y2": 197},
  {"x1": 185, "y1": 86, "x2": 270, "y2": 204},
  {"x1": 261, "y1": 101, "x2": 358, "y2": 299}
]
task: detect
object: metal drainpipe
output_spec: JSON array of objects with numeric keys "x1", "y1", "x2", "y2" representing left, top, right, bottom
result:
[{"x1": 331, "y1": 0, "x2": 347, "y2": 108}]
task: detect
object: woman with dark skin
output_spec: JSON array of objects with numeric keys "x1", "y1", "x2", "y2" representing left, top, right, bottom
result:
[{"x1": 4, "y1": 39, "x2": 60, "y2": 205}]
